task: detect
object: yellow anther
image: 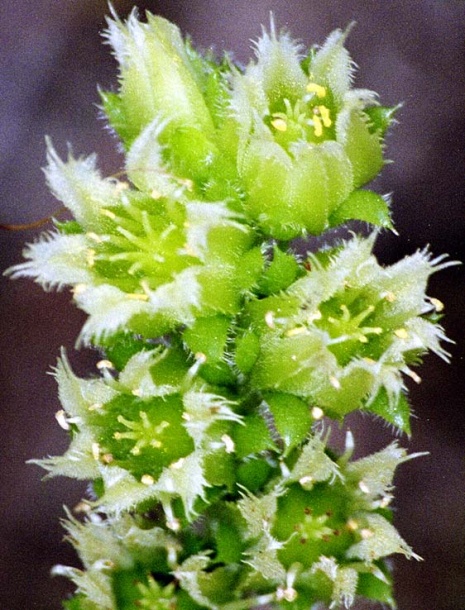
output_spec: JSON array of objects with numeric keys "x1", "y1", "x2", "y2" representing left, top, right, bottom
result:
[
  {"x1": 55, "y1": 410, "x2": 70, "y2": 431},
  {"x1": 100, "y1": 208, "x2": 116, "y2": 220},
  {"x1": 306, "y1": 82, "x2": 327, "y2": 98},
  {"x1": 286, "y1": 326, "x2": 307, "y2": 337},
  {"x1": 265, "y1": 311, "x2": 275, "y2": 329},
  {"x1": 394, "y1": 328, "x2": 409, "y2": 339},
  {"x1": 102, "y1": 453, "x2": 114, "y2": 464},
  {"x1": 91, "y1": 443, "x2": 100, "y2": 461},
  {"x1": 318, "y1": 105, "x2": 332, "y2": 127},
  {"x1": 383, "y1": 291, "x2": 396, "y2": 302},
  {"x1": 299, "y1": 475, "x2": 313, "y2": 487},
  {"x1": 73, "y1": 501, "x2": 92, "y2": 514},
  {"x1": 312, "y1": 114, "x2": 323, "y2": 137},
  {"x1": 171, "y1": 458, "x2": 186, "y2": 470},
  {"x1": 271, "y1": 117, "x2": 288, "y2": 132},
  {"x1": 195, "y1": 352, "x2": 207, "y2": 364},
  {"x1": 166, "y1": 518, "x2": 181, "y2": 532},
  {"x1": 125, "y1": 292, "x2": 149, "y2": 301},
  {"x1": 430, "y1": 297, "x2": 444, "y2": 312},
  {"x1": 97, "y1": 359, "x2": 114, "y2": 370},
  {"x1": 180, "y1": 178, "x2": 194, "y2": 190},
  {"x1": 359, "y1": 480, "x2": 371, "y2": 494},
  {"x1": 86, "y1": 232, "x2": 103, "y2": 243},
  {"x1": 151, "y1": 189, "x2": 162, "y2": 200},
  {"x1": 277, "y1": 586, "x2": 298, "y2": 602},
  {"x1": 380, "y1": 495, "x2": 392, "y2": 508},
  {"x1": 221, "y1": 434, "x2": 235, "y2": 454},
  {"x1": 307, "y1": 310, "x2": 322, "y2": 323},
  {"x1": 141, "y1": 474, "x2": 155, "y2": 486},
  {"x1": 407, "y1": 370, "x2": 422, "y2": 384},
  {"x1": 329, "y1": 375, "x2": 341, "y2": 389},
  {"x1": 311, "y1": 406, "x2": 325, "y2": 420},
  {"x1": 114, "y1": 181, "x2": 129, "y2": 194},
  {"x1": 86, "y1": 248, "x2": 96, "y2": 267},
  {"x1": 347, "y1": 518, "x2": 359, "y2": 531},
  {"x1": 72, "y1": 283, "x2": 88, "y2": 295}
]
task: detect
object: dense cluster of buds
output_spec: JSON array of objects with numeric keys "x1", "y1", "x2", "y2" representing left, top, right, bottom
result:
[{"x1": 8, "y1": 8, "x2": 454, "y2": 609}]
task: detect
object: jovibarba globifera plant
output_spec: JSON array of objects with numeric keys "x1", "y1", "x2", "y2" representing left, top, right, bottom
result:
[{"x1": 7, "y1": 8, "x2": 457, "y2": 609}]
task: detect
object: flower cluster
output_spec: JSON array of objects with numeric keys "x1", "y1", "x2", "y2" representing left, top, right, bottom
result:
[{"x1": 7, "y1": 8, "x2": 454, "y2": 610}]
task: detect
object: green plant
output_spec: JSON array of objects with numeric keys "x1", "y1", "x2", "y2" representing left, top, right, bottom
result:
[{"x1": 7, "y1": 9, "x2": 456, "y2": 609}]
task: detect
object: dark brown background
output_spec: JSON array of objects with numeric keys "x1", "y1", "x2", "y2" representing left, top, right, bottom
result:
[{"x1": 1, "y1": 1, "x2": 465, "y2": 609}]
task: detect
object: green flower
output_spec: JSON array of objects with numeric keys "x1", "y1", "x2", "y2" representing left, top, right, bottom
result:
[
  {"x1": 7, "y1": 143, "x2": 256, "y2": 344},
  {"x1": 231, "y1": 23, "x2": 396, "y2": 238},
  {"x1": 240, "y1": 234, "x2": 454, "y2": 431}
]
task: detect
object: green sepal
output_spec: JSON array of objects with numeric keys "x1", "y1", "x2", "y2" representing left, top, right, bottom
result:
[
  {"x1": 183, "y1": 315, "x2": 231, "y2": 363},
  {"x1": 233, "y1": 246, "x2": 265, "y2": 292},
  {"x1": 234, "y1": 331, "x2": 260, "y2": 373},
  {"x1": 207, "y1": 503, "x2": 246, "y2": 564},
  {"x1": 97, "y1": 332, "x2": 151, "y2": 371},
  {"x1": 231, "y1": 414, "x2": 277, "y2": 458},
  {"x1": 99, "y1": 89, "x2": 134, "y2": 147},
  {"x1": 54, "y1": 220, "x2": 83, "y2": 235},
  {"x1": 337, "y1": 108, "x2": 384, "y2": 188},
  {"x1": 166, "y1": 126, "x2": 219, "y2": 184},
  {"x1": 264, "y1": 392, "x2": 311, "y2": 455},
  {"x1": 198, "y1": 361, "x2": 237, "y2": 386},
  {"x1": 364, "y1": 104, "x2": 400, "y2": 138},
  {"x1": 367, "y1": 387, "x2": 411, "y2": 435},
  {"x1": 62, "y1": 594, "x2": 95, "y2": 610},
  {"x1": 149, "y1": 347, "x2": 190, "y2": 390},
  {"x1": 176, "y1": 590, "x2": 209, "y2": 610},
  {"x1": 236, "y1": 458, "x2": 273, "y2": 492},
  {"x1": 329, "y1": 189, "x2": 393, "y2": 229},
  {"x1": 257, "y1": 246, "x2": 300, "y2": 295},
  {"x1": 357, "y1": 564, "x2": 395, "y2": 607}
]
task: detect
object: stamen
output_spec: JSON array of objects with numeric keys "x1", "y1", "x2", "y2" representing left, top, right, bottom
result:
[
  {"x1": 312, "y1": 114, "x2": 323, "y2": 137},
  {"x1": 100, "y1": 208, "x2": 116, "y2": 220},
  {"x1": 55, "y1": 410, "x2": 70, "y2": 430},
  {"x1": 271, "y1": 118, "x2": 288, "y2": 132},
  {"x1": 141, "y1": 474, "x2": 155, "y2": 486},
  {"x1": 318, "y1": 105, "x2": 332, "y2": 127},
  {"x1": 306, "y1": 82, "x2": 327, "y2": 98}
]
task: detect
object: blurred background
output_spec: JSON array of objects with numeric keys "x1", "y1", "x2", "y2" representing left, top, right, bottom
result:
[{"x1": 1, "y1": 1, "x2": 464, "y2": 608}]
